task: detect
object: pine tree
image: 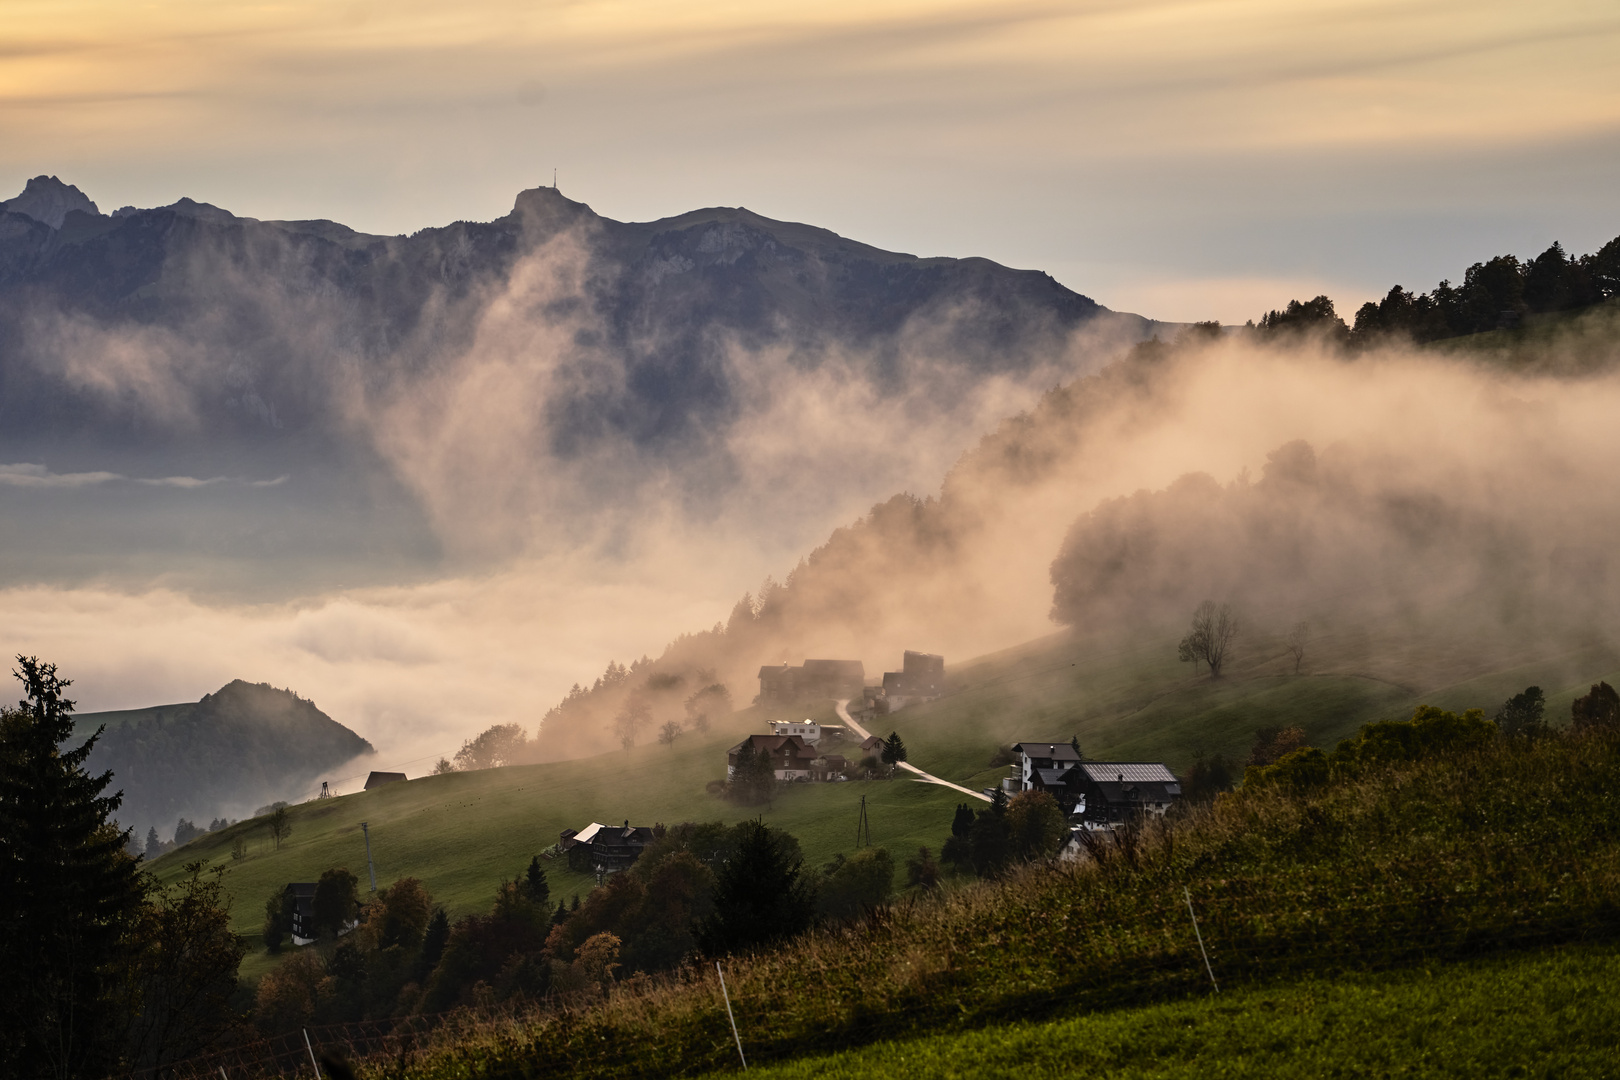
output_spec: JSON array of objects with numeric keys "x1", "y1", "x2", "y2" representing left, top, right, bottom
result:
[
  {"x1": 0, "y1": 657, "x2": 147, "y2": 1078},
  {"x1": 698, "y1": 820, "x2": 815, "y2": 955},
  {"x1": 524, "y1": 855, "x2": 550, "y2": 907}
]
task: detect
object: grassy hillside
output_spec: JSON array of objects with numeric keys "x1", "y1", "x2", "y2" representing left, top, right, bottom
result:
[
  {"x1": 893, "y1": 620, "x2": 1620, "y2": 792},
  {"x1": 376, "y1": 722, "x2": 1620, "y2": 1078},
  {"x1": 712, "y1": 944, "x2": 1620, "y2": 1079},
  {"x1": 151, "y1": 615, "x2": 1620, "y2": 987},
  {"x1": 148, "y1": 704, "x2": 963, "y2": 983}
]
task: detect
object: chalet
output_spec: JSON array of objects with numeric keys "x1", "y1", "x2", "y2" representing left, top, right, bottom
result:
[
  {"x1": 757, "y1": 659, "x2": 866, "y2": 706},
  {"x1": 284, "y1": 882, "x2": 318, "y2": 945},
  {"x1": 1007, "y1": 740, "x2": 1083, "y2": 793},
  {"x1": 1066, "y1": 763, "x2": 1181, "y2": 825},
  {"x1": 727, "y1": 734, "x2": 818, "y2": 781},
  {"x1": 364, "y1": 771, "x2": 406, "y2": 790},
  {"x1": 1005, "y1": 741, "x2": 1181, "y2": 825},
  {"x1": 857, "y1": 734, "x2": 885, "y2": 759},
  {"x1": 560, "y1": 821, "x2": 659, "y2": 875}
]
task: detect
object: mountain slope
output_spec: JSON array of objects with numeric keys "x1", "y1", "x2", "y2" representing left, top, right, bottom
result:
[{"x1": 77, "y1": 679, "x2": 374, "y2": 838}]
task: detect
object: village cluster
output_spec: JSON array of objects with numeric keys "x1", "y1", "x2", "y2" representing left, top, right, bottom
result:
[{"x1": 552, "y1": 650, "x2": 1182, "y2": 879}]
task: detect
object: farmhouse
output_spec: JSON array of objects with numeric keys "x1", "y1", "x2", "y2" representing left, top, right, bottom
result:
[
  {"x1": 757, "y1": 659, "x2": 866, "y2": 705},
  {"x1": 560, "y1": 821, "x2": 659, "y2": 875},
  {"x1": 1005, "y1": 741, "x2": 1181, "y2": 824},
  {"x1": 880, "y1": 651, "x2": 945, "y2": 709},
  {"x1": 364, "y1": 771, "x2": 407, "y2": 790},
  {"x1": 1007, "y1": 740, "x2": 1083, "y2": 792},
  {"x1": 727, "y1": 734, "x2": 818, "y2": 781},
  {"x1": 283, "y1": 882, "x2": 318, "y2": 945}
]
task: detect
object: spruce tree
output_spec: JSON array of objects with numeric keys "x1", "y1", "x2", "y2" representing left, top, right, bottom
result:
[
  {"x1": 0, "y1": 657, "x2": 146, "y2": 1078},
  {"x1": 525, "y1": 855, "x2": 550, "y2": 907}
]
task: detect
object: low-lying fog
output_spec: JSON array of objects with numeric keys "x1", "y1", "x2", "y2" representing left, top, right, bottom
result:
[{"x1": 6, "y1": 224, "x2": 1619, "y2": 791}]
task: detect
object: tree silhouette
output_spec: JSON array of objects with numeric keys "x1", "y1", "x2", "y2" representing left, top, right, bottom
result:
[
  {"x1": 0, "y1": 656, "x2": 146, "y2": 1078},
  {"x1": 881, "y1": 731, "x2": 908, "y2": 770},
  {"x1": 1179, "y1": 600, "x2": 1239, "y2": 677},
  {"x1": 1285, "y1": 621, "x2": 1308, "y2": 674},
  {"x1": 697, "y1": 821, "x2": 814, "y2": 955},
  {"x1": 268, "y1": 805, "x2": 292, "y2": 850}
]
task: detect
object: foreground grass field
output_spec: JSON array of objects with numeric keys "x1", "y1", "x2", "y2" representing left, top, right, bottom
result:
[
  {"x1": 351, "y1": 726, "x2": 1620, "y2": 1079},
  {"x1": 715, "y1": 944, "x2": 1620, "y2": 1079}
]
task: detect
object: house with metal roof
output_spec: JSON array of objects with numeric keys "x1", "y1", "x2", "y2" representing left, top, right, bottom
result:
[
  {"x1": 1065, "y1": 762, "x2": 1182, "y2": 825},
  {"x1": 1006, "y1": 741, "x2": 1181, "y2": 825},
  {"x1": 560, "y1": 821, "x2": 660, "y2": 876}
]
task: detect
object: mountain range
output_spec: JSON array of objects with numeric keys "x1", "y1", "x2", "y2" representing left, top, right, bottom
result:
[{"x1": 0, "y1": 174, "x2": 1167, "y2": 593}]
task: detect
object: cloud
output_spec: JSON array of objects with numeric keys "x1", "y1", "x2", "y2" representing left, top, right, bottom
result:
[{"x1": 0, "y1": 463, "x2": 289, "y2": 489}]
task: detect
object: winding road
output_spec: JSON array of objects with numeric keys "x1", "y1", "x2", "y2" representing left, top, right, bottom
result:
[{"x1": 835, "y1": 700, "x2": 991, "y2": 803}]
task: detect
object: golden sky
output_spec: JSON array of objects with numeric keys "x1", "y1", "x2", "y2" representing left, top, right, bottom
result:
[{"x1": 4, "y1": 0, "x2": 1618, "y2": 320}]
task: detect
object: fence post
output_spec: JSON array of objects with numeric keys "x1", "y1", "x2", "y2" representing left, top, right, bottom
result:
[
  {"x1": 304, "y1": 1029, "x2": 323, "y2": 1079},
  {"x1": 1184, "y1": 885, "x2": 1219, "y2": 993},
  {"x1": 716, "y1": 961, "x2": 747, "y2": 1070}
]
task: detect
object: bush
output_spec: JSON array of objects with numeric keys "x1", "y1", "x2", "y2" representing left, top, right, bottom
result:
[
  {"x1": 1004, "y1": 790, "x2": 1067, "y2": 861},
  {"x1": 818, "y1": 849, "x2": 895, "y2": 922}
]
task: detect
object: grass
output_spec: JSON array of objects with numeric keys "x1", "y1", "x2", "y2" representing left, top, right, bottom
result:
[
  {"x1": 712, "y1": 944, "x2": 1620, "y2": 1079},
  {"x1": 150, "y1": 615, "x2": 1620, "y2": 986},
  {"x1": 359, "y1": 726, "x2": 1620, "y2": 1079},
  {"x1": 147, "y1": 707, "x2": 963, "y2": 983},
  {"x1": 895, "y1": 621, "x2": 1620, "y2": 790}
]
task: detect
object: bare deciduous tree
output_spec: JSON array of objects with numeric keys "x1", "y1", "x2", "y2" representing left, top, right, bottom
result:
[
  {"x1": 1179, "y1": 600, "x2": 1239, "y2": 677},
  {"x1": 1285, "y1": 621, "x2": 1309, "y2": 674},
  {"x1": 613, "y1": 701, "x2": 650, "y2": 751},
  {"x1": 267, "y1": 806, "x2": 292, "y2": 850}
]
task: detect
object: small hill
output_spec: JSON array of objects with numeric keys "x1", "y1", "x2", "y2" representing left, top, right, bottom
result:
[{"x1": 77, "y1": 680, "x2": 373, "y2": 841}]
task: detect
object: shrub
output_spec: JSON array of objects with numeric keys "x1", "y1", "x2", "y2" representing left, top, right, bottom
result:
[{"x1": 818, "y1": 848, "x2": 895, "y2": 922}]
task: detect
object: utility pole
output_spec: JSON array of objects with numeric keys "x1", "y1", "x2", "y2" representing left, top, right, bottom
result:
[
  {"x1": 855, "y1": 795, "x2": 870, "y2": 849},
  {"x1": 360, "y1": 821, "x2": 377, "y2": 893}
]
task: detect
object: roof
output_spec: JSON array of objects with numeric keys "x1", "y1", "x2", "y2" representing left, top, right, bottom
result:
[
  {"x1": 859, "y1": 735, "x2": 884, "y2": 751},
  {"x1": 571, "y1": 821, "x2": 608, "y2": 845},
  {"x1": 1011, "y1": 742, "x2": 1083, "y2": 762},
  {"x1": 730, "y1": 734, "x2": 816, "y2": 761},
  {"x1": 364, "y1": 771, "x2": 407, "y2": 789},
  {"x1": 1034, "y1": 767, "x2": 1071, "y2": 787},
  {"x1": 1077, "y1": 762, "x2": 1178, "y2": 784}
]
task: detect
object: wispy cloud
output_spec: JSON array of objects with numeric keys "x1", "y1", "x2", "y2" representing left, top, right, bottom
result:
[{"x1": 0, "y1": 463, "x2": 288, "y2": 489}]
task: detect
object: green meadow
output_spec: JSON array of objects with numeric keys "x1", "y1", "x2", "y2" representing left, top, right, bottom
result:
[
  {"x1": 148, "y1": 706, "x2": 963, "y2": 982},
  {"x1": 712, "y1": 944, "x2": 1620, "y2": 1080},
  {"x1": 150, "y1": 618, "x2": 1620, "y2": 986}
]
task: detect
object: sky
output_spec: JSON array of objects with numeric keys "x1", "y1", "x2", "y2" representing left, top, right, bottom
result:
[{"x1": 4, "y1": 0, "x2": 1618, "y2": 324}]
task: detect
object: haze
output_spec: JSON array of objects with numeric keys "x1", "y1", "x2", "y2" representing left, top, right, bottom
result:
[{"x1": 1, "y1": 1, "x2": 1617, "y2": 786}]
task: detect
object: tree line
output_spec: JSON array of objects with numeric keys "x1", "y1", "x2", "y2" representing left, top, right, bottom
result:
[
  {"x1": 1250, "y1": 233, "x2": 1620, "y2": 347},
  {"x1": 0, "y1": 658, "x2": 246, "y2": 1079}
]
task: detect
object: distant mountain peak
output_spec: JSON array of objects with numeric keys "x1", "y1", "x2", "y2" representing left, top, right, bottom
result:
[{"x1": 2, "y1": 175, "x2": 101, "y2": 229}]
